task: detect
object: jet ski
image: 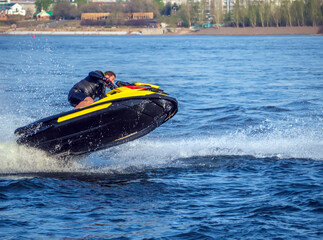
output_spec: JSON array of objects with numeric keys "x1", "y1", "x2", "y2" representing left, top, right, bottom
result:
[{"x1": 14, "y1": 82, "x2": 178, "y2": 158}]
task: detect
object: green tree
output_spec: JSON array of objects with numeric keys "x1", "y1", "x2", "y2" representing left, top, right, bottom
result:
[
  {"x1": 75, "y1": 0, "x2": 87, "y2": 7},
  {"x1": 53, "y1": 2, "x2": 79, "y2": 19},
  {"x1": 291, "y1": 0, "x2": 305, "y2": 26},
  {"x1": 233, "y1": 0, "x2": 241, "y2": 27},
  {"x1": 190, "y1": 2, "x2": 201, "y2": 26},
  {"x1": 178, "y1": 3, "x2": 191, "y2": 27},
  {"x1": 106, "y1": 12, "x2": 125, "y2": 26},
  {"x1": 127, "y1": 0, "x2": 145, "y2": 12},
  {"x1": 305, "y1": 0, "x2": 322, "y2": 26},
  {"x1": 272, "y1": 5, "x2": 281, "y2": 27},
  {"x1": 127, "y1": 0, "x2": 160, "y2": 17},
  {"x1": 223, "y1": 12, "x2": 232, "y2": 25},
  {"x1": 200, "y1": 0, "x2": 207, "y2": 22},
  {"x1": 177, "y1": 2, "x2": 200, "y2": 27},
  {"x1": 35, "y1": 0, "x2": 53, "y2": 12},
  {"x1": 233, "y1": 0, "x2": 248, "y2": 27},
  {"x1": 281, "y1": 0, "x2": 292, "y2": 26},
  {"x1": 248, "y1": 3, "x2": 257, "y2": 27},
  {"x1": 172, "y1": 3, "x2": 179, "y2": 13},
  {"x1": 257, "y1": 2, "x2": 265, "y2": 27},
  {"x1": 101, "y1": 3, "x2": 126, "y2": 13},
  {"x1": 210, "y1": 0, "x2": 223, "y2": 24},
  {"x1": 264, "y1": 2, "x2": 271, "y2": 26},
  {"x1": 153, "y1": 0, "x2": 164, "y2": 9},
  {"x1": 161, "y1": 2, "x2": 172, "y2": 16},
  {"x1": 79, "y1": 3, "x2": 102, "y2": 13},
  {"x1": 241, "y1": 4, "x2": 248, "y2": 27}
]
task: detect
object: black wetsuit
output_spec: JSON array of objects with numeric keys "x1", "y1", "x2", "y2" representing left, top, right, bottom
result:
[{"x1": 68, "y1": 71, "x2": 116, "y2": 107}]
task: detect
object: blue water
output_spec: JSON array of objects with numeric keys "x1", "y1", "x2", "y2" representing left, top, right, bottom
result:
[{"x1": 0, "y1": 35, "x2": 322, "y2": 239}]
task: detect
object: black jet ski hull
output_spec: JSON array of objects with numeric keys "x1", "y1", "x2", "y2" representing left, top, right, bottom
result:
[{"x1": 15, "y1": 94, "x2": 177, "y2": 158}]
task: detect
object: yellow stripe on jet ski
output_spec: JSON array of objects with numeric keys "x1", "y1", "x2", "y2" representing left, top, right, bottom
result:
[
  {"x1": 114, "y1": 131, "x2": 138, "y2": 142},
  {"x1": 133, "y1": 82, "x2": 160, "y2": 89},
  {"x1": 94, "y1": 87, "x2": 162, "y2": 105},
  {"x1": 57, "y1": 84, "x2": 164, "y2": 123},
  {"x1": 57, "y1": 103, "x2": 112, "y2": 123}
]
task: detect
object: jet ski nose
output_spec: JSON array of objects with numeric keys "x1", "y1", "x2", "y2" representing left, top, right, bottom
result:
[
  {"x1": 154, "y1": 98, "x2": 176, "y2": 112},
  {"x1": 153, "y1": 98, "x2": 178, "y2": 122}
]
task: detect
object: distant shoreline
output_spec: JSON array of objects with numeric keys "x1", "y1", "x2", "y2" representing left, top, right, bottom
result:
[
  {"x1": 187, "y1": 26, "x2": 323, "y2": 36},
  {"x1": 1, "y1": 26, "x2": 322, "y2": 36}
]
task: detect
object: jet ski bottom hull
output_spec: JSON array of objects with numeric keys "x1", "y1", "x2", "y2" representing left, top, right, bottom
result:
[{"x1": 15, "y1": 96, "x2": 177, "y2": 158}]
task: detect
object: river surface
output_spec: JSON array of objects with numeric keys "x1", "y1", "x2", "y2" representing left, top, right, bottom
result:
[{"x1": 0, "y1": 35, "x2": 322, "y2": 239}]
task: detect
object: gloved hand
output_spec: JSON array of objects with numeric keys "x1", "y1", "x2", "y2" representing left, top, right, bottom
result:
[{"x1": 105, "y1": 78, "x2": 117, "y2": 90}]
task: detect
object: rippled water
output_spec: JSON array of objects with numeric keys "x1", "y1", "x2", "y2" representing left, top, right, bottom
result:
[{"x1": 0, "y1": 35, "x2": 322, "y2": 239}]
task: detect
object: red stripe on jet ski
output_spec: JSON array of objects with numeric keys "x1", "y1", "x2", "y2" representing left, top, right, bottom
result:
[{"x1": 125, "y1": 86, "x2": 147, "y2": 89}]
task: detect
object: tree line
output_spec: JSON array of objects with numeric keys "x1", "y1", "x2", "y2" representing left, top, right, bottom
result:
[
  {"x1": 35, "y1": 0, "x2": 323, "y2": 27},
  {"x1": 228, "y1": 0, "x2": 323, "y2": 27}
]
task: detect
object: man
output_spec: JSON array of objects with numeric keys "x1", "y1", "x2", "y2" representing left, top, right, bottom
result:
[{"x1": 68, "y1": 70, "x2": 116, "y2": 109}]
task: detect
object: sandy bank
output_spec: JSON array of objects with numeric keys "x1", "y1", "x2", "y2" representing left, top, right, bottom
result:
[
  {"x1": 5, "y1": 30, "x2": 129, "y2": 35},
  {"x1": 1, "y1": 26, "x2": 322, "y2": 36},
  {"x1": 2, "y1": 27, "x2": 164, "y2": 35},
  {"x1": 188, "y1": 26, "x2": 323, "y2": 35}
]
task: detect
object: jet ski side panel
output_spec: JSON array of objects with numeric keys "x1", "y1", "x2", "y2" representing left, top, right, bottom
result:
[{"x1": 15, "y1": 85, "x2": 178, "y2": 157}]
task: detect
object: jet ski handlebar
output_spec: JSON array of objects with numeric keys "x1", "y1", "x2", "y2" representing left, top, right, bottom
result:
[
  {"x1": 105, "y1": 78, "x2": 117, "y2": 90},
  {"x1": 91, "y1": 71, "x2": 163, "y2": 92}
]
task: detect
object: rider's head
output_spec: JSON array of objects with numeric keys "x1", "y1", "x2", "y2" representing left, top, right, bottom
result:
[{"x1": 105, "y1": 71, "x2": 116, "y2": 83}]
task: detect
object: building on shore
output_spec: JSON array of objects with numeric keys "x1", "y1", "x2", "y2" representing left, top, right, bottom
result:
[
  {"x1": 36, "y1": 10, "x2": 52, "y2": 20},
  {"x1": 81, "y1": 12, "x2": 154, "y2": 21},
  {"x1": 130, "y1": 12, "x2": 154, "y2": 20},
  {"x1": 0, "y1": 0, "x2": 26, "y2": 16},
  {"x1": 14, "y1": 0, "x2": 36, "y2": 16},
  {"x1": 81, "y1": 13, "x2": 110, "y2": 21}
]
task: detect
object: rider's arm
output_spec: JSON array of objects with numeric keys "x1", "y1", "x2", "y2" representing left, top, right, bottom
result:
[{"x1": 89, "y1": 71, "x2": 105, "y2": 81}]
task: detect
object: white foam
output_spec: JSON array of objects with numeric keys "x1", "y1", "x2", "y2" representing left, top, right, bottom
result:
[
  {"x1": 0, "y1": 118, "x2": 322, "y2": 175},
  {"x1": 99, "y1": 129, "x2": 323, "y2": 165},
  {"x1": 0, "y1": 142, "x2": 84, "y2": 174}
]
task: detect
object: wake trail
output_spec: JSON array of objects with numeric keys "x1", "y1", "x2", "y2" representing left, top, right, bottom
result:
[{"x1": 1, "y1": 117, "x2": 322, "y2": 175}]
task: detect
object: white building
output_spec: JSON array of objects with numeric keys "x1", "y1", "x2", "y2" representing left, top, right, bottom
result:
[
  {"x1": 13, "y1": 0, "x2": 36, "y2": 16},
  {"x1": 0, "y1": 0, "x2": 26, "y2": 16}
]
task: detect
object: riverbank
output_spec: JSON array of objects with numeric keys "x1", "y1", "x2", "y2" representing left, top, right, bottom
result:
[
  {"x1": 188, "y1": 26, "x2": 323, "y2": 35},
  {"x1": 1, "y1": 26, "x2": 322, "y2": 35},
  {"x1": 1, "y1": 27, "x2": 164, "y2": 35}
]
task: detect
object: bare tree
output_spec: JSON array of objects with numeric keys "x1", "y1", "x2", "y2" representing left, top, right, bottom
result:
[
  {"x1": 79, "y1": 3, "x2": 103, "y2": 13},
  {"x1": 248, "y1": 3, "x2": 257, "y2": 27},
  {"x1": 233, "y1": 0, "x2": 241, "y2": 27},
  {"x1": 178, "y1": 3, "x2": 191, "y2": 27},
  {"x1": 258, "y1": 2, "x2": 265, "y2": 27},
  {"x1": 272, "y1": 5, "x2": 281, "y2": 27},
  {"x1": 282, "y1": 0, "x2": 292, "y2": 26},
  {"x1": 291, "y1": 0, "x2": 303, "y2": 26},
  {"x1": 264, "y1": 2, "x2": 271, "y2": 26},
  {"x1": 126, "y1": 0, "x2": 160, "y2": 16},
  {"x1": 53, "y1": 2, "x2": 79, "y2": 19},
  {"x1": 305, "y1": 0, "x2": 322, "y2": 26}
]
